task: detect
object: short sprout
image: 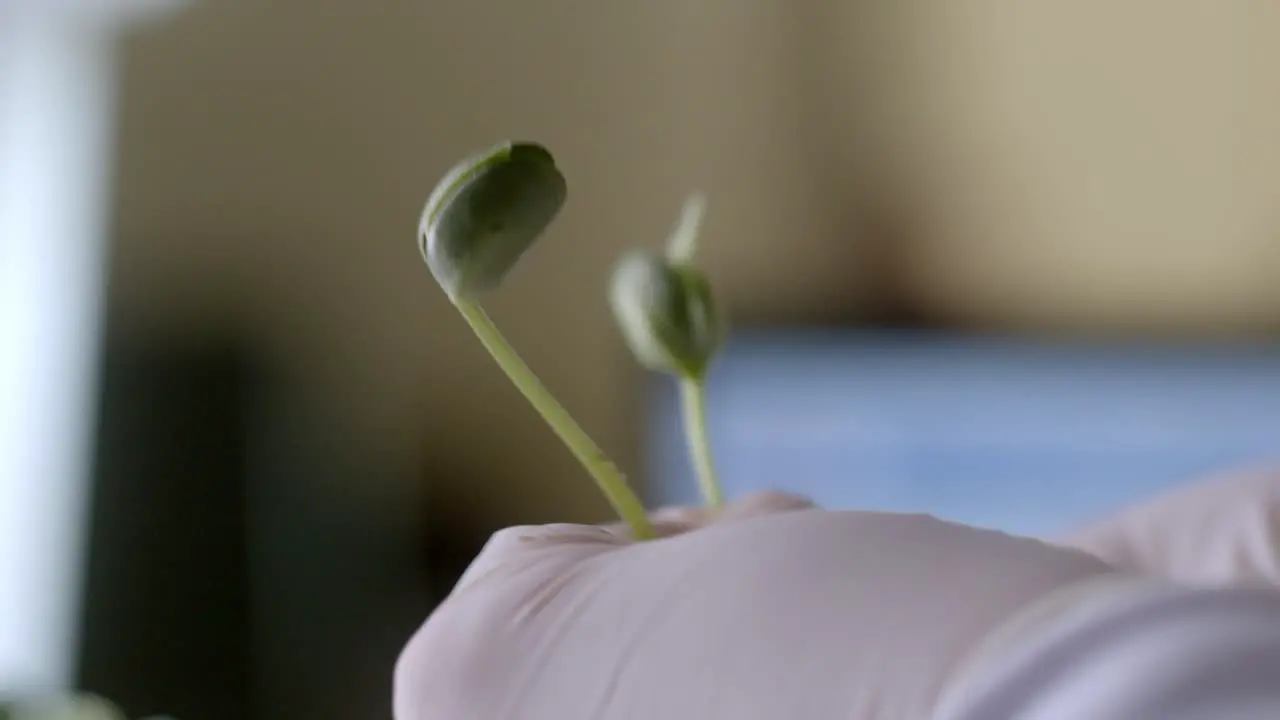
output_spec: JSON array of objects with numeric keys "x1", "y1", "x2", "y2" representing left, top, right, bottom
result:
[
  {"x1": 609, "y1": 195, "x2": 726, "y2": 507},
  {"x1": 419, "y1": 141, "x2": 566, "y2": 300},
  {"x1": 608, "y1": 251, "x2": 722, "y2": 381}
]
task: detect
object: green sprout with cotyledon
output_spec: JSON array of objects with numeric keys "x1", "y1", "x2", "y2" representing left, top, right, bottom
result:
[
  {"x1": 418, "y1": 141, "x2": 727, "y2": 539},
  {"x1": 0, "y1": 144, "x2": 722, "y2": 719},
  {"x1": 0, "y1": 141, "x2": 724, "y2": 719}
]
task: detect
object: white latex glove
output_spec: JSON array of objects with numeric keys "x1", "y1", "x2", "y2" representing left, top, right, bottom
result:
[
  {"x1": 1059, "y1": 467, "x2": 1280, "y2": 586},
  {"x1": 393, "y1": 491, "x2": 1116, "y2": 720},
  {"x1": 931, "y1": 467, "x2": 1280, "y2": 720}
]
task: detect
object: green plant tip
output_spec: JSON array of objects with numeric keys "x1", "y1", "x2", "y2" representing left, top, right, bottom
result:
[
  {"x1": 609, "y1": 250, "x2": 723, "y2": 381},
  {"x1": 419, "y1": 140, "x2": 567, "y2": 301},
  {"x1": 0, "y1": 693, "x2": 132, "y2": 720},
  {"x1": 665, "y1": 193, "x2": 707, "y2": 264}
]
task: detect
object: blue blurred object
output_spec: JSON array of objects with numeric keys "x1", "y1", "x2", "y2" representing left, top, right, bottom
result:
[{"x1": 645, "y1": 330, "x2": 1280, "y2": 536}]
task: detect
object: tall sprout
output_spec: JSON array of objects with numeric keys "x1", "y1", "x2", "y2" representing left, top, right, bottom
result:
[{"x1": 419, "y1": 141, "x2": 653, "y2": 539}]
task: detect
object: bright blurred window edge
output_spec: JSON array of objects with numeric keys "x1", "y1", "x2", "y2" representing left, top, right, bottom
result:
[{"x1": 0, "y1": 0, "x2": 190, "y2": 696}]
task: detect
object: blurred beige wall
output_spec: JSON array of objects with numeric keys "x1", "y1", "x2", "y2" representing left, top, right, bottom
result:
[
  {"x1": 109, "y1": 0, "x2": 1280, "y2": 522},
  {"x1": 814, "y1": 1, "x2": 1280, "y2": 334}
]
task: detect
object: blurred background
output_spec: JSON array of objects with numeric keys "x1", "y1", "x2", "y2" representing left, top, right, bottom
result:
[{"x1": 3, "y1": 0, "x2": 1280, "y2": 718}]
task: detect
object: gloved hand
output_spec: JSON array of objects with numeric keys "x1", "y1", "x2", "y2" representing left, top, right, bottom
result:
[
  {"x1": 1059, "y1": 467, "x2": 1280, "y2": 587},
  {"x1": 944, "y1": 467, "x2": 1280, "y2": 720},
  {"x1": 393, "y1": 491, "x2": 1116, "y2": 720}
]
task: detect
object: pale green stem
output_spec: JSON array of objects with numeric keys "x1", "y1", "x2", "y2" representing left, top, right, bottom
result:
[
  {"x1": 679, "y1": 376, "x2": 723, "y2": 507},
  {"x1": 455, "y1": 300, "x2": 654, "y2": 539}
]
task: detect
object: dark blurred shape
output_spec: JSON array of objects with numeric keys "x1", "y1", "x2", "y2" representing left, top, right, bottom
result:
[
  {"x1": 419, "y1": 473, "x2": 507, "y2": 606},
  {"x1": 80, "y1": 334, "x2": 256, "y2": 719},
  {"x1": 78, "y1": 328, "x2": 434, "y2": 720},
  {"x1": 238, "y1": 365, "x2": 428, "y2": 720}
]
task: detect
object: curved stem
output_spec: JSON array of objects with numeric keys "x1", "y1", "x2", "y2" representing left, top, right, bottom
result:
[
  {"x1": 455, "y1": 300, "x2": 654, "y2": 539},
  {"x1": 679, "y1": 377, "x2": 723, "y2": 508}
]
